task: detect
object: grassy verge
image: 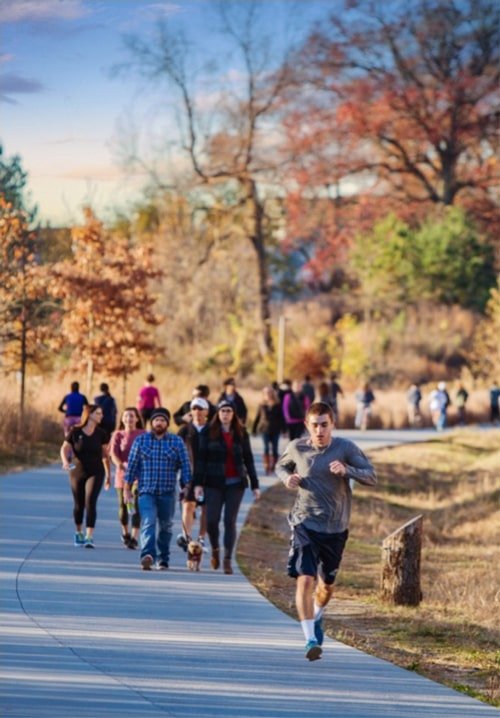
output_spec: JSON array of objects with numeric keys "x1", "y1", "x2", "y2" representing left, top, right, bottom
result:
[
  {"x1": 237, "y1": 429, "x2": 500, "y2": 707},
  {"x1": 0, "y1": 442, "x2": 60, "y2": 474},
  {"x1": 0, "y1": 406, "x2": 61, "y2": 474}
]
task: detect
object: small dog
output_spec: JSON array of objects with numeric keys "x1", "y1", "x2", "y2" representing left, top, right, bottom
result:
[{"x1": 186, "y1": 539, "x2": 203, "y2": 571}]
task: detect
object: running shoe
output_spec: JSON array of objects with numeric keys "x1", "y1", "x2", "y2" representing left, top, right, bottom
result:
[
  {"x1": 74, "y1": 532, "x2": 85, "y2": 547},
  {"x1": 141, "y1": 554, "x2": 154, "y2": 571},
  {"x1": 84, "y1": 536, "x2": 95, "y2": 549},
  {"x1": 127, "y1": 537, "x2": 138, "y2": 550},
  {"x1": 121, "y1": 534, "x2": 131, "y2": 547},
  {"x1": 314, "y1": 616, "x2": 324, "y2": 646},
  {"x1": 305, "y1": 639, "x2": 322, "y2": 661},
  {"x1": 156, "y1": 561, "x2": 169, "y2": 571}
]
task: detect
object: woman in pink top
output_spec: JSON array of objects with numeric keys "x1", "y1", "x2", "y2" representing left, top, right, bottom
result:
[
  {"x1": 110, "y1": 407, "x2": 145, "y2": 548},
  {"x1": 136, "y1": 373, "x2": 161, "y2": 426}
]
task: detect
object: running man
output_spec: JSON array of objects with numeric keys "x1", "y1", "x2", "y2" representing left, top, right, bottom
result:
[{"x1": 275, "y1": 401, "x2": 377, "y2": 661}]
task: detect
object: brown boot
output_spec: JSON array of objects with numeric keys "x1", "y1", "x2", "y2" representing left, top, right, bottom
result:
[
  {"x1": 211, "y1": 548, "x2": 220, "y2": 570},
  {"x1": 263, "y1": 453, "x2": 271, "y2": 475},
  {"x1": 223, "y1": 558, "x2": 233, "y2": 575},
  {"x1": 270, "y1": 456, "x2": 277, "y2": 473}
]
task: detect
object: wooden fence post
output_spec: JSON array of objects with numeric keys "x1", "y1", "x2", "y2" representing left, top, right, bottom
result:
[{"x1": 381, "y1": 514, "x2": 423, "y2": 606}]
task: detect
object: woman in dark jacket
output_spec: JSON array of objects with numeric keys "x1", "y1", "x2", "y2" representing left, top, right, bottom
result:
[{"x1": 194, "y1": 400, "x2": 260, "y2": 574}]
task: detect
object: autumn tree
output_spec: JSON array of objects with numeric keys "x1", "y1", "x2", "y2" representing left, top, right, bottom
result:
[
  {"x1": 0, "y1": 197, "x2": 55, "y2": 415},
  {"x1": 0, "y1": 148, "x2": 55, "y2": 416},
  {"x1": 127, "y1": 191, "x2": 268, "y2": 377},
  {"x1": 50, "y1": 207, "x2": 163, "y2": 396},
  {"x1": 281, "y1": 0, "x2": 500, "y2": 284},
  {"x1": 117, "y1": 1, "x2": 302, "y2": 357}
]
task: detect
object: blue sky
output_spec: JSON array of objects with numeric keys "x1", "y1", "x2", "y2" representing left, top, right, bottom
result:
[{"x1": 1, "y1": 0, "x2": 332, "y2": 226}]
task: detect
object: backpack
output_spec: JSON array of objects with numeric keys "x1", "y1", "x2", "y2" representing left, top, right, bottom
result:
[{"x1": 288, "y1": 392, "x2": 305, "y2": 420}]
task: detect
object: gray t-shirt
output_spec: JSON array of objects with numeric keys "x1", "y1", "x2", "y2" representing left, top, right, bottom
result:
[{"x1": 275, "y1": 436, "x2": 376, "y2": 533}]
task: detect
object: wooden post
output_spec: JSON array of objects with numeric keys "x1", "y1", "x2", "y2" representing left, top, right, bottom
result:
[{"x1": 381, "y1": 514, "x2": 423, "y2": 606}]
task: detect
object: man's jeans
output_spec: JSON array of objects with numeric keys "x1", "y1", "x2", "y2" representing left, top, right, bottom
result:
[{"x1": 138, "y1": 492, "x2": 176, "y2": 564}]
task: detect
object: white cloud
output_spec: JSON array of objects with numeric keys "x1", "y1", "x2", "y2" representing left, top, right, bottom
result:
[
  {"x1": 0, "y1": 0, "x2": 89, "y2": 23},
  {"x1": 139, "y1": 3, "x2": 183, "y2": 19}
]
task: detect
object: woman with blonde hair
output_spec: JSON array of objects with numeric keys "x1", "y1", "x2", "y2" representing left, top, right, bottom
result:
[{"x1": 60, "y1": 404, "x2": 111, "y2": 548}]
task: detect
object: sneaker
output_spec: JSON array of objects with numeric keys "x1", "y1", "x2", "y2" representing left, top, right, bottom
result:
[
  {"x1": 176, "y1": 533, "x2": 188, "y2": 552},
  {"x1": 121, "y1": 533, "x2": 131, "y2": 547},
  {"x1": 141, "y1": 554, "x2": 154, "y2": 571},
  {"x1": 74, "y1": 532, "x2": 85, "y2": 547},
  {"x1": 84, "y1": 536, "x2": 95, "y2": 549},
  {"x1": 156, "y1": 561, "x2": 169, "y2": 571},
  {"x1": 314, "y1": 616, "x2": 324, "y2": 646},
  {"x1": 128, "y1": 537, "x2": 138, "y2": 550},
  {"x1": 305, "y1": 639, "x2": 322, "y2": 661}
]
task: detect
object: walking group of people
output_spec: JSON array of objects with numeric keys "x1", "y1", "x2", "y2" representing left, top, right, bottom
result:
[
  {"x1": 57, "y1": 373, "x2": 380, "y2": 662},
  {"x1": 59, "y1": 376, "x2": 261, "y2": 578},
  {"x1": 56, "y1": 371, "x2": 499, "y2": 662},
  {"x1": 406, "y1": 380, "x2": 500, "y2": 430}
]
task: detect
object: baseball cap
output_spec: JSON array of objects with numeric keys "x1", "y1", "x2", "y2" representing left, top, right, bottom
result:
[{"x1": 190, "y1": 397, "x2": 209, "y2": 410}]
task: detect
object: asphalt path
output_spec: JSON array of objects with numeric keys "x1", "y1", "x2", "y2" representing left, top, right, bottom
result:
[{"x1": 1, "y1": 428, "x2": 497, "y2": 717}]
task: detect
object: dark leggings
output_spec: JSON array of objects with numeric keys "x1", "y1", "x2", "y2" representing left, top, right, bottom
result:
[
  {"x1": 69, "y1": 473, "x2": 104, "y2": 529},
  {"x1": 116, "y1": 488, "x2": 141, "y2": 529},
  {"x1": 205, "y1": 485, "x2": 245, "y2": 560}
]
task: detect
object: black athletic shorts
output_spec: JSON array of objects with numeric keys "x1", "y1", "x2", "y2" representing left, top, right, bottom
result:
[{"x1": 287, "y1": 524, "x2": 348, "y2": 585}]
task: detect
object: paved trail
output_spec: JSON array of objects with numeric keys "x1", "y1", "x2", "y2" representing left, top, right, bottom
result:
[{"x1": 1, "y1": 429, "x2": 497, "y2": 717}]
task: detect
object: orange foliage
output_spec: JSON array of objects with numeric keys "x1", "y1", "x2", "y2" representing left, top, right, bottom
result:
[
  {"x1": 50, "y1": 206, "x2": 164, "y2": 379},
  {"x1": 280, "y1": 0, "x2": 500, "y2": 279},
  {"x1": 0, "y1": 197, "x2": 53, "y2": 374}
]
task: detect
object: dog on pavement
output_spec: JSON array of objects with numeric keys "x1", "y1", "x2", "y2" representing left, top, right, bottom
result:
[{"x1": 187, "y1": 539, "x2": 203, "y2": 571}]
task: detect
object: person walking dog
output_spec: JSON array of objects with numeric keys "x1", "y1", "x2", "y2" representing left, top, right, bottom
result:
[{"x1": 193, "y1": 400, "x2": 260, "y2": 575}]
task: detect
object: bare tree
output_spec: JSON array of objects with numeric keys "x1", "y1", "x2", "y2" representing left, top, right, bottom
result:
[{"x1": 117, "y1": 1, "x2": 299, "y2": 356}]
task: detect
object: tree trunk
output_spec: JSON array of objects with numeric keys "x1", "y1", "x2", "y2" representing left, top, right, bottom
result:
[
  {"x1": 19, "y1": 313, "x2": 27, "y2": 429},
  {"x1": 381, "y1": 514, "x2": 423, "y2": 606},
  {"x1": 86, "y1": 313, "x2": 94, "y2": 396},
  {"x1": 86, "y1": 358, "x2": 94, "y2": 398},
  {"x1": 122, "y1": 374, "x2": 127, "y2": 410},
  {"x1": 248, "y1": 179, "x2": 273, "y2": 357}
]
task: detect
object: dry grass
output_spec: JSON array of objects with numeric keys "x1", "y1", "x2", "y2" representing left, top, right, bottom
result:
[
  {"x1": 0, "y1": 370, "x2": 494, "y2": 433},
  {"x1": 0, "y1": 392, "x2": 61, "y2": 471},
  {"x1": 237, "y1": 429, "x2": 500, "y2": 707}
]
